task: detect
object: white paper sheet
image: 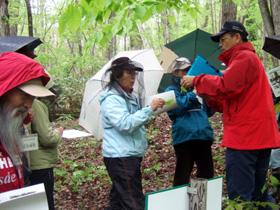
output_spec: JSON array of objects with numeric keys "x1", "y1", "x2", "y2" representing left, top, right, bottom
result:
[
  {"x1": 143, "y1": 90, "x2": 178, "y2": 115},
  {"x1": 266, "y1": 66, "x2": 280, "y2": 97},
  {"x1": 0, "y1": 183, "x2": 48, "y2": 210},
  {"x1": 62, "y1": 129, "x2": 93, "y2": 139}
]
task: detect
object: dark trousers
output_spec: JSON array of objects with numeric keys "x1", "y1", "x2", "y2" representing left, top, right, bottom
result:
[
  {"x1": 173, "y1": 140, "x2": 214, "y2": 187},
  {"x1": 30, "y1": 168, "x2": 54, "y2": 210},
  {"x1": 226, "y1": 148, "x2": 276, "y2": 209},
  {"x1": 104, "y1": 157, "x2": 145, "y2": 210}
]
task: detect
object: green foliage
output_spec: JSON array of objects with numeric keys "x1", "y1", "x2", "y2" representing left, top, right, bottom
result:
[
  {"x1": 266, "y1": 174, "x2": 280, "y2": 191},
  {"x1": 59, "y1": 5, "x2": 82, "y2": 33},
  {"x1": 224, "y1": 197, "x2": 279, "y2": 210},
  {"x1": 58, "y1": 0, "x2": 199, "y2": 46},
  {"x1": 273, "y1": 102, "x2": 280, "y2": 114},
  {"x1": 1, "y1": 15, "x2": 9, "y2": 23}
]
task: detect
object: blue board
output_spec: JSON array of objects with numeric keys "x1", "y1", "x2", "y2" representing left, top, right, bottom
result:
[{"x1": 187, "y1": 55, "x2": 223, "y2": 77}]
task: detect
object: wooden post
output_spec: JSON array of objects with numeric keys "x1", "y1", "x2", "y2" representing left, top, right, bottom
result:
[{"x1": 189, "y1": 178, "x2": 207, "y2": 210}]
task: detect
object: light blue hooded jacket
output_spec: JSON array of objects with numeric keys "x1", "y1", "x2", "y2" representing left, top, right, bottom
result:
[{"x1": 99, "y1": 83, "x2": 154, "y2": 158}]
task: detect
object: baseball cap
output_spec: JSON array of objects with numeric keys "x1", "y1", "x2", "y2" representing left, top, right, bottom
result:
[
  {"x1": 111, "y1": 57, "x2": 143, "y2": 71},
  {"x1": 18, "y1": 78, "x2": 55, "y2": 97},
  {"x1": 211, "y1": 20, "x2": 248, "y2": 42},
  {"x1": 169, "y1": 57, "x2": 192, "y2": 72}
]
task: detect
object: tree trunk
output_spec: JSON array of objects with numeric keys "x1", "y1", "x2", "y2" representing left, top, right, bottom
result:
[
  {"x1": 202, "y1": 2, "x2": 210, "y2": 29},
  {"x1": 271, "y1": 0, "x2": 280, "y2": 35},
  {"x1": 221, "y1": 0, "x2": 237, "y2": 25},
  {"x1": 162, "y1": 8, "x2": 169, "y2": 44},
  {"x1": 9, "y1": 0, "x2": 19, "y2": 35},
  {"x1": 258, "y1": 0, "x2": 274, "y2": 36},
  {"x1": 25, "y1": 0, "x2": 33, "y2": 36},
  {"x1": 130, "y1": 27, "x2": 143, "y2": 50},
  {"x1": 262, "y1": 25, "x2": 268, "y2": 70},
  {"x1": 210, "y1": 0, "x2": 215, "y2": 34},
  {"x1": 258, "y1": 0, "x2": 279, "y2": 67},
  {"x1": 0, "y1": 0, "x2": 10, "y2": 37}
]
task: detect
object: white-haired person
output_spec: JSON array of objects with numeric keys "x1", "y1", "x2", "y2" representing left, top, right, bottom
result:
[{"x1": 0, "y1": 52, "x2": 53, "y2": 193}]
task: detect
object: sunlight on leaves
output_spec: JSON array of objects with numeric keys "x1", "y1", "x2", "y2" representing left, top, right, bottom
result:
[
  {"x1": 64, "y1": 5, "x2": 82, "y2": 33},
  {"x1": 134, "y1": 5, "x2": 147, "y2": 19}
]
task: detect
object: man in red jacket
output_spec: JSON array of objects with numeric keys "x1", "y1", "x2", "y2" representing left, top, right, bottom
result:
[
  {"x1": 181, "y1": 20, "x2": 280, "y2": 207},
  {"x1": 0, "y1": 52, "x2": 54, "y2": 193}
]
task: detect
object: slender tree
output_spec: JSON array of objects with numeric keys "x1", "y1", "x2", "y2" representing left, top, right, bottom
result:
[
  {"x1": 0, "y1": 0, "x2": 10, "y2": 37},
  {"x1": 25, "y1": 0, "x2": 33, "y2": 36},
  {"x1": 258, "y1": 0, "x2": 280, "y2": 67},
  {"x1": 221, "y1": 0, "x2": 237, "y2": 24}
]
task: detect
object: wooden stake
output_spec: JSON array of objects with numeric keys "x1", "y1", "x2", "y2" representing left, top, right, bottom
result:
[{"x1": 189, "y1": 178, "x2": 207, "y2": 210}]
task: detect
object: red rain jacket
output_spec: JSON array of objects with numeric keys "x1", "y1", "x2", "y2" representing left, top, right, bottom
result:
[
  {"x1": 0, "y1": 52, "x2": 50, "y2": 97},
  {"x1": 0, "y1": 145, "x2": 24, "y2": 193},
  {"x1": 0, "y1": 52, "x2": 50, "y2": 192},
  {"x1": 193, "y1": 42, "x2": 280, "y2": 150}
]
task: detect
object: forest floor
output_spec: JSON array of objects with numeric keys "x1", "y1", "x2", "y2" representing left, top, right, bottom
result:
[{"x1": 53, "y1": 113, "x2": 279, "y2": 210}]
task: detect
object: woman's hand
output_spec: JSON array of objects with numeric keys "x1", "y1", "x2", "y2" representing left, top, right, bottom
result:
[{"x1": 150, "y1": 98, "x2": 165, "y2": 112}]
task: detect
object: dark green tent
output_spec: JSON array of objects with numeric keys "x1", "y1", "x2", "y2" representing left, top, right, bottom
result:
[{"x1": 158, "y1": 28, "x2": 226, "y2": 93}]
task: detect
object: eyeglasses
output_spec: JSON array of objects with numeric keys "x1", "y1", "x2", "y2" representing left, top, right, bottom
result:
[
  {"x1": 124, "y1": 70, "x2": 139, "y2": 76},
  {"x1": 219, "y1": 33, "x2": 237, "y2": 43},
  {"x1": 219, "y1": 35, "x2": 232, "y2": 43}
]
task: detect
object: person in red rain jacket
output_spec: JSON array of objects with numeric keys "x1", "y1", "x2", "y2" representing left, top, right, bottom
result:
[
  {"x1": 0, "y1": 52, "x2": 54, "y2": 193},
  {"x1": 181, "y1": 20, "x2": 280, "y2": 208}
]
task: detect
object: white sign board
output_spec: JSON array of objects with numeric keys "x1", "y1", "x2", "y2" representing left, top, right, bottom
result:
[
  {"x1": 146, "y1": 176, "x2": 223, "y2": 210},
  {"x1": 0, "y1": 183, "x2": 48, "y2": 210}
]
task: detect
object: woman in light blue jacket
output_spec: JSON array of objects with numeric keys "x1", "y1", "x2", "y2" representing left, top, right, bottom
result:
[{"x1": 99, "y1": 57, "x2": 164, "y2": 210}]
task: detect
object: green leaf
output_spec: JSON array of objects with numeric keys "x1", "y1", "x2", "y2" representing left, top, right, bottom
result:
[
  {"x1": 96, "y1": 12, "x2": 103, "y2": 23},
  {"x1": 143, "y1": 1, "x2": 157, "y2": 6},
  {"x1": 235, "y1": 204, "x2": 243, "y2": 210},
  {"x1": 273, "y1": 102, "x2": 280, "y2": 114},
  {"x1": 134, "y1": 5, "x2": 146, "y2": 19},
  {"x1": 141, "y1": 6, "x2": 154, "y2": 23},
  {"x1": 95, "y1": 31, "x2": 104, "y2": 43},
  {"x1": 181, "y1": 86, "x2": 187, "y2": 92},
  {"x1": 165, "y1": 99, "x2": 174, "y2": 106},
  {"x1": 269, "y1": 175, "x2": 279, "y2": 186},
  {"x1": 78, "y1": 0, "x2": 90, "y2": 14},
  {"x1": 117, "y1": 27, "x2": 124, "y2": 35},
  {"x1": 156, "y1": 3, "x2": 165, "y2": 13},
  {"x1": 110, "y1": 23, "x2": 120, "y2": 36},
  {"x1": 167, "y1": 15, "x2": 176, "y2": 24},
  {"x1": 182, "y1": 1, "x2": 190, "y2": 11},
  {"x1": 102, "y1": 25, "x2": 113, "y2": 33},
  {"x1": 95, "y1": 0, "x2": 105, "y2": 10},
  {"x1": 188, "y1": 7, "x2": 198, "y2": 20},
  {"x1": 100, "y1": 36, "x2": 108, "y2": 46},
  {"x1": 65, "y1": 5, "x2": 82, "y2": 33},
  {"x1": 123, "y1": 19, "x2": 133, "y2": 33},
  {"x1": 105, "y1": 0, "x2": 113, "y2": 7},
  {"x1": 103, "y1": 9, "x2": 111, "y2": 21},
  {"x1": 58, "y1": 13, "x2": 67, "y2": 36}
]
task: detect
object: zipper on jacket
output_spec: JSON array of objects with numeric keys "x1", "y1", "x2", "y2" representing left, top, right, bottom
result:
[
  {"x1": 228, "y1": 99, "x2": 231, "y2": 121},
  {"x1": 228, "y1": 103, "x2": 238, "y2": 121}
]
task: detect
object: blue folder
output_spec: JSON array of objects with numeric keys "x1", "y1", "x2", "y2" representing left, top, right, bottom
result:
[{"x1": 187, "y1": 55, "x2": 223, "y2": 76}]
